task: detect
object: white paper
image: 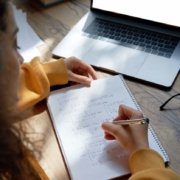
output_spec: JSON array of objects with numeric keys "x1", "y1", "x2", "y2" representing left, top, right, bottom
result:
[
  {"x1": 13, "y1": 5, "x2": 44, "y2": 62},
  {"x1": 47, "y1": 75, "x2": 169, "y2": 180}
]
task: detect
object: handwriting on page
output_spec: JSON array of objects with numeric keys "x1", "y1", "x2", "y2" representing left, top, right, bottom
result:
[
  {"x1": 53, "y1": 84, "x2": 134, "y2": 167},
  {"x1": 48, "y1": 76, "x2": 167, "y2": 179}
]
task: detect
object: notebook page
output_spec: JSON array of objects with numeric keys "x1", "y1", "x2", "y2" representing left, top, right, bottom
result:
[
  {"x1": 148, "y1": 126, "x2": 169, "y2": 165},
  {"x1": 47, "y1": 75, "x2": 168, "y2": 180}
]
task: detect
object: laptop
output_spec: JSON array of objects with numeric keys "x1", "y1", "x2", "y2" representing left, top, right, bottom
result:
[{"x1": 53, "y1": 0, "x2": 180, "y2": 89}]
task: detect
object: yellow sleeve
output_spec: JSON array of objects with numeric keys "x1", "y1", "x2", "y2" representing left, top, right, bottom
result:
[
  {"x1": 18, "y1": 57, "x2": 68, "y2": 111},
  {"x1": 129, "y1": 149, "x2": 180, "y2": 180}
]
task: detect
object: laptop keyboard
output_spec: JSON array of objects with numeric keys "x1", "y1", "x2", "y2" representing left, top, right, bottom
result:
[{"x1": 85, "y1": 18, "x2": 179, "y2": 58}]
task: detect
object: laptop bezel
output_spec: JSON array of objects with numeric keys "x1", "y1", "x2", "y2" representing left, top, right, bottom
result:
[{"x1": 90, "y1": 0, "x2": 180, "y2": 36}]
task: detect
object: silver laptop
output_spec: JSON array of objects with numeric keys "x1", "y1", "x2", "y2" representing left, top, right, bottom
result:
[{"x1": 53, "y1": 0, "x2": 180, "y2": 88}]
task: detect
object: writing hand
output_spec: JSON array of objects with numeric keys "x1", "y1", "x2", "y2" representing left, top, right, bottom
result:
[
  {"x1": 102, "y1": 105, "x2": 149, "y2": 154},
  {"x1": 65, "y1": 56, "x2": 98, "y2": 86}
]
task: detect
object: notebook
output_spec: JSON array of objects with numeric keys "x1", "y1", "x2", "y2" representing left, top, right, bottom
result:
[
  {"x1": 53, "y1": 0, "x2": 180, "y2": 89},
  {"x1": 47, "y1": 75, "x2": 169, "y2": 180}
]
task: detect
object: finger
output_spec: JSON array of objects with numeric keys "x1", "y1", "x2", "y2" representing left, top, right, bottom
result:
[
  {"x1": 75, "y1": 60, "x2": 98, "y2": 80},
  {"x1": 105, "y1": 134, "x2": 116, "y2": 140},
  {"x1": 118, "y1": 104, "x2": 143, "y2": 119},
  {"x1": 84, "y1": 65, "x2": 97, "y2": 80},
  {"x1": 112, "y1": 105, "x2": 131, "y2": 121},
  {"x1": 104, "y1": 131, "x2": 115, "y2": 140},
  {"x1": 68, "y1": 71, "x2": 92, "y2": 86},
  {"x1": 74, "y1": 69, "x2": 93, "y2": 81},
  {"x1": 102, "y1": 122, "x2": 126, "y2": 140}
]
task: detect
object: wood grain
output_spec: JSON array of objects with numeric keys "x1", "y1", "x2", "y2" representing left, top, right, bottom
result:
[{"x1": 14, "y1": 0, "x2": 180, "y2": 178}]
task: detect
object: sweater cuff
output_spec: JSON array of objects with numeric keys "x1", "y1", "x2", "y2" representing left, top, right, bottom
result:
[
  {"x1": 42, "y1": 58, "x2": 68, "y2": 86},
  {"x1": 129, "y1": 149, "x2": 165, "y2": 174}
]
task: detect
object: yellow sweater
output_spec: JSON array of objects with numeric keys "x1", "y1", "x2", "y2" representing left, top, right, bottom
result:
[
  {"x1": 18, "y1": 57, "x2": 68, "y2": 111},
  {"x1": 129, "y1": 149, "x2": 179, "y2": 180},
  {"x1": 18, "y1": 57, "x2": 180, "y2": 180}
]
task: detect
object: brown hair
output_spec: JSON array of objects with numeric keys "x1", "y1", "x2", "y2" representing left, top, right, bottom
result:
[
  {"x1": 0, "y1": 0, "x2": 8, "y2": 32},
  {"x1": 0, "y1": 2, "x2": 20, "y2": 177},
  {"x1": 0, "y1": 1, "x2": 48, "y2": 179}
]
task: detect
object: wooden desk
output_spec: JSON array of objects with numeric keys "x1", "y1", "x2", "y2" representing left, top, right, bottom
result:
[{"x1": 14, "y1": 0, "x2": 180, "y2": 179}]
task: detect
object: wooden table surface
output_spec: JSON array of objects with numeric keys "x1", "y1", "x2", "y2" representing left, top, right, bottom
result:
[{"x1": 14, "y1": 0, "x2": 180, "y2": 179}]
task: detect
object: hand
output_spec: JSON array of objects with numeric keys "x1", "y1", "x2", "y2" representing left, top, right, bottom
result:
[
  {"x1": 101, "y1": 105, "x2": 149, "y2": 154},
  {"x1": 65, "y1": 56, "x2": 98, "y2": 86}
]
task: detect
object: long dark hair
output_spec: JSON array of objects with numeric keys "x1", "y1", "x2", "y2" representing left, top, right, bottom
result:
[
  {"x1": 0, "y1": 0, "x2": 23, "y2": 172},
  {"x1": 0, "y1": 1, "x2": 43, "y2": 179},
  {"x1": 0, "y1": 0, "x2": 8, "y2": 32}
]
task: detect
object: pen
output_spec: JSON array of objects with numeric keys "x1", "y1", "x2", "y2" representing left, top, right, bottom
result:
[{"x1": 112, "y1": 118, "x2": 149, "y2": 125}]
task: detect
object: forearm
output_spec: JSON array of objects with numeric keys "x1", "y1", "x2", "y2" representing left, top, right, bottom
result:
[
  {"x1": 18, "y1": 57, "x2": 68, "y2": 111},
  {"x1": 129, "y1": 149, "x2": 180, "y2": 180}
]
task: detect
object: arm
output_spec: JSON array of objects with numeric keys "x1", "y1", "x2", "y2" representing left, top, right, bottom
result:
[
  {"x1": 18, "y1": 56, "x2": 97, "y2": 111},
  {"x1": 18, "y1": 57, "x2": 68, "y2": 111},
  {"x1": 101, "y1": 105, "x2": 180, "y2": 180},
  {"x1": 129, "y1": 149, "x2": 180, "y2": 180}
]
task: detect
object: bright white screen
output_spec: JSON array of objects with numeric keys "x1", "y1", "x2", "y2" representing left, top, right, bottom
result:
[{"x1": 92, "y1": 0, "x2": 180, "y2": 27}]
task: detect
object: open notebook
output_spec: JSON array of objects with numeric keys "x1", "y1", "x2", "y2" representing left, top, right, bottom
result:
[{"x1": 47, "y1": 75, "x2": 169, "y2": 180}]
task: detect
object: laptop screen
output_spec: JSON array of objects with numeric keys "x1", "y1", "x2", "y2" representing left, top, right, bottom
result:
[{"x1": 92, "y1": 0, "x2": 180, "y2": 28}]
